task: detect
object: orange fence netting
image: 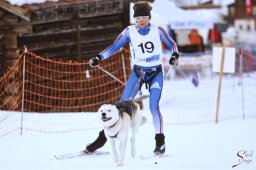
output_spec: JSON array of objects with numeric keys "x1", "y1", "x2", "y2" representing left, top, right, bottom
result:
[{"x1": 0, "y1": 49, "x2": 131, "y2": 112}]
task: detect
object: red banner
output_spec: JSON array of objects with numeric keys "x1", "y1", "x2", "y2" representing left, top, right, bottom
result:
[{"x1": 246, "y1": 0, "x2": 253, "y2": 16}]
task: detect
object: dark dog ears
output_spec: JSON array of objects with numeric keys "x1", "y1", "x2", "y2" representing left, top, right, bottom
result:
[
  {"x1": 115, "y1": 100, "x2": 136, "y2": 117},
  {"x1": 115, "y1": 101, "x2": 125, "y2": 110}
]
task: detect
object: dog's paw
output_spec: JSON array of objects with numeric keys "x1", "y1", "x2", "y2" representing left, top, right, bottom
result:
[
  {"x1": 131, "y1": 149, "x2": 136, "y2": 158},
  {"x1": 131, "y1": 143, "x2": 136, "y2": 158},
  {"x1": 117, "y1": 160, "x2": 124, "y2": 167},
  {"x1": 113, "y1": 157, "x2": 118, "y2": 164},
  {"x1": 113, "y1": 154, "x2": 118, "y2": 163},
  {"x1": 131, "y1": 153, "x2": 135, "y2": 159},
  {"x1": 117, "y1": 163, "x2": 123, "y2": 167}
]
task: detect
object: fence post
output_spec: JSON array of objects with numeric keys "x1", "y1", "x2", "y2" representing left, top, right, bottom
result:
[
  {"x1": 215, "y1": 47, "x2": 225, "y2": 124},
  {"x1": 20, "y1": 53, "x2": 26, "y2": 135},
  {"x1": 239, "y1": 48, "x2": 245, "y2": 119}
]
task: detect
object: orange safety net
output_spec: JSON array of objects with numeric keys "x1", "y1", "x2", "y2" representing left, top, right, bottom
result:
[{"x1": 0, "y1": 49, "x2": 131, "y2": 112}]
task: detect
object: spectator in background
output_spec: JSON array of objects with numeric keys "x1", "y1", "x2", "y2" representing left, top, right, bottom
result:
[
  {"x1": 188, "y1": 29, "x2": 204, "y2": 52},
  {"x1": 208, "y1": 24, "x2": 222, "y2": 45}
]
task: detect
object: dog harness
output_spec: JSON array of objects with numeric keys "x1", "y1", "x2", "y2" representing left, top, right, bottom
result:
[{"x1": 115, "y1": 100, "x2": 136, "y2": 118}]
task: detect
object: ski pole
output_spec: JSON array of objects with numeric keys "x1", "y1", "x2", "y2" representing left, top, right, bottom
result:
[
  {"x1": 165, "y1": 60, "x2": 178, "y2": 78},
  {"x1": 97, "y1": 65, "x2": 126, "y2": 86}
]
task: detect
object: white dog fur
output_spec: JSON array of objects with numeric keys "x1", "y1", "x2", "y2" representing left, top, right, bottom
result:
[{"x1": 98, "y1": 101, "x2": 146, "y2": 166}]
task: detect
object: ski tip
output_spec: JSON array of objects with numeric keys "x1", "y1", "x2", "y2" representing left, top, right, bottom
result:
[
  {"x1": 54, "y1": 155, "x2": 60, "y2": 160},
  {"x1": 139, "y1": 153, "x2": 170, "y2": 160}
]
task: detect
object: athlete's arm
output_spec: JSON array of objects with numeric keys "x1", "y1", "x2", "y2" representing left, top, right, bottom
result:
[
  {"x1": 99, "y1": 27, "x2": 130, "y2": 60},
  {"x1": 158, "y1": 26, "x2": 178, "y2": 54}
]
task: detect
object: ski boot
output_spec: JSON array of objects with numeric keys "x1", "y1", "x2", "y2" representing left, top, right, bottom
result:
[{"x1": 153, "y1": 133, "x2": 165, "y2": 155}]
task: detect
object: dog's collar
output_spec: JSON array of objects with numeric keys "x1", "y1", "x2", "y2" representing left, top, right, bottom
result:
[
  {"x1": 105, "y1": 118, "x2": 122, "y2": 138},
  {"x1": 107, "y1": 118, "x2": 119, "y2": 129}
]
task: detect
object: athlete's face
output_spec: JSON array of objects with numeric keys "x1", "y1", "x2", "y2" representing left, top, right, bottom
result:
[{"x1": 135, "y1": 16, "x2": 150, "y2": 28}]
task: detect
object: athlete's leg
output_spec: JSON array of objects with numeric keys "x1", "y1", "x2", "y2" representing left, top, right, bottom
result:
[
  {"x1": 149, "y1": 72, "x2": 164, "y2": 134},
  {"x1": 148, "y1": 72, "x2": 165, "y2": 155},
  {"x1": 121, "y1": 71, "x2": 140, "y2": 100}
]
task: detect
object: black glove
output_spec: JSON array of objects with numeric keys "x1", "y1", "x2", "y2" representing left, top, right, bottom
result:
[
  {"x1": 89, "y1": 54, "x2": 101, "y2": 67},
  {"x1": 169, "y1": 52, "x2": 179, "y2": 66}
]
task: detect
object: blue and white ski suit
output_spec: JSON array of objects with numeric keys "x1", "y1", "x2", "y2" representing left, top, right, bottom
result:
[{"x1": 99, "y1": 24, "x2": 178, "y2": 134}]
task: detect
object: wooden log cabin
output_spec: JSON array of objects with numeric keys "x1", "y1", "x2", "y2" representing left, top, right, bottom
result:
[{"x1": 0, "y1": 0, "x2": 130, "y2": 77}]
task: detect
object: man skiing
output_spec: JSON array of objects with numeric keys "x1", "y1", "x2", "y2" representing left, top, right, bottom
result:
[{"x1": 86, "y1": 1, "x2": 179, "y2": 155}]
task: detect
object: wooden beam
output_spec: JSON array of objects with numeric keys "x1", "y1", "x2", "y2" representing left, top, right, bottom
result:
[
  {"x1": 180, "y1": 4, "x2": 221, "y2": 10},
  {"x1": 0, "y1": 1, "x2": 30, "y2": 21}
]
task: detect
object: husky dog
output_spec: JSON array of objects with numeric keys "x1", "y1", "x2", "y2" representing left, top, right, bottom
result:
[{"x1": 97, "y1": 100, "x2": 147, "y2": 166}]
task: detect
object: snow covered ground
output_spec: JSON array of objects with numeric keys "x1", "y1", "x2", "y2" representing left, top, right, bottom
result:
[
  {"x1": 0, "y1": 73, "x2": 255, "y2": 170},
  {"x1": 1, "y1": 1, "x2": 254, "y2": 169},
  {"x1": 0, "y1": 118, "x2": 255, "y2": 170}
]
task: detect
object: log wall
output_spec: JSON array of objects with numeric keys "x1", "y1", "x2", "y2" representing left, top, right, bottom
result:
[{"x1": 0, "y1": 0, "x2": 130, "y2": 76}]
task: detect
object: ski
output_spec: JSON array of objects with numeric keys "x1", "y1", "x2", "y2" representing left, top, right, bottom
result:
[
  {"x1": 139, "y1": 154, "x2": 170, "y2": 160},
  {"x1": 54, "y1": 150, "x2": 110, "y2": 160}
]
